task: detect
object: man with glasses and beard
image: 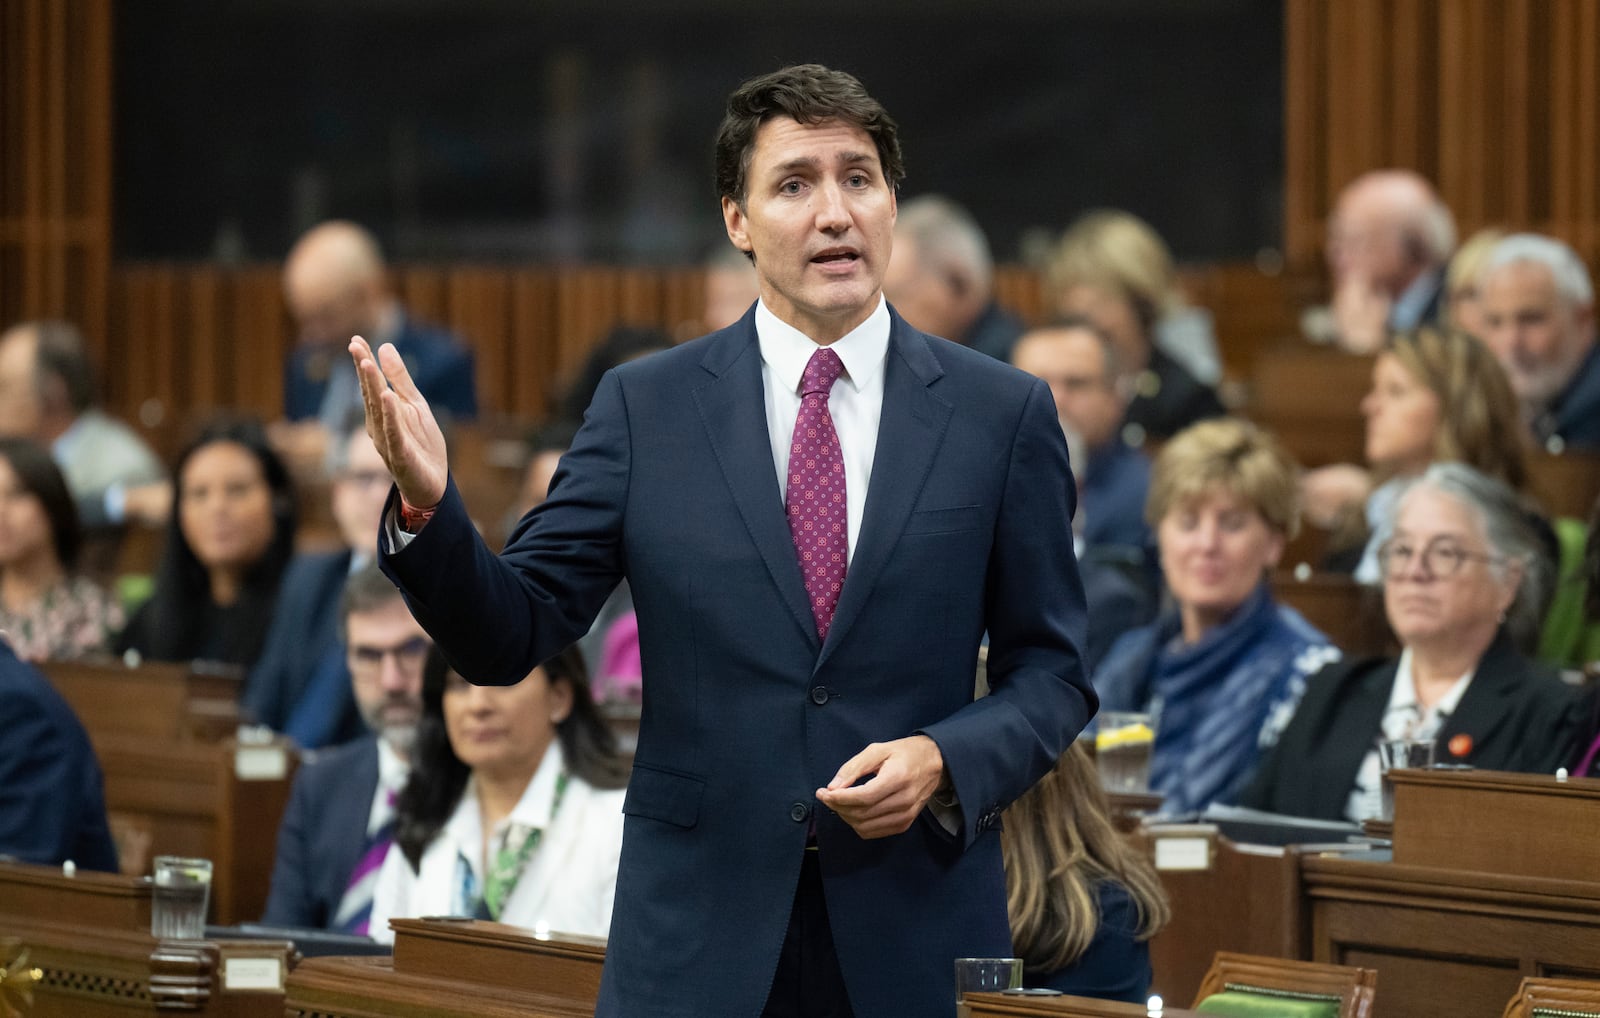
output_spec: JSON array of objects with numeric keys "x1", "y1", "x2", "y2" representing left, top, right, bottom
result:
[{"x1": 261, "y1": 566, "x2": 429, "y2": 933}]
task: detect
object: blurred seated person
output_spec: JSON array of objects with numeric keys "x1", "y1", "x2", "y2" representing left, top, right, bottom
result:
[
  {"x1": 1096, "y1": 419, "x2": 1340, "y2": 815},
  {"x1": 1300, "y1": 327, "x2": 1531, "y2": 583},
  {"x1": 1003, "y1": 743, "x2": 1170, "y2": 1003},
  {"x1": 117, "y1": 419, "x2": 296, "y2": 669},
  {"x1": 499, "y1": 420, "x2": 579, "y2": 545},
  {"x1": 0, "y1": 634, "x2": 118, "y2": 870},
  {"x1": 369, "y1": 644, "x2": 628, "y2": 943},
  {"x1": 274, "y1": 221, "x2": 477, "y2": 473},
  {"x1": 1047, "y1": 210, "x2": 1224, "y2": 445},
  {"x1": 262, "y1": 566, "x2": 429, "y2": 932},
  {"x1": 882, "y1": 194, "x2": 1023, "y2": 361},
  {"x1": 1244, "y1": 463, "x2": 1582, "y2": 821},
  {"x1": 1442, "y1": 227, "x2": 1506, "y2": 338},
  {"x1": 244, "y1": 427, "x2": 394, "y2": 745},
  {"x1": 555, "y1": 325, "x2": 674, "y2": 424},
  {"x1": 1315, "y1": 170, "x2": 1455, "y2": 353},
  {"x1": 1477, "y1": 233, "x2": 1600, "y2": 454},
  {"x1": 0, "y1": 438, "x2": 123, "y2": 660},
  {"x1": 1012, "y1": 317, "x2": 1149, "y2": 551},
  {"x1": 699, "y1": 246, "x2": 762, "y2": 335},
  {"x1": 0, "y1": 320, "x2": 168, "y2": 535},
  {"x1": 1569, "y1": 499, "x2": 1600, "y2": 774}
]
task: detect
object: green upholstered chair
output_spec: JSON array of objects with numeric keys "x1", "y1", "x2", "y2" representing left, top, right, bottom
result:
[
  {"x1": 1500, "y1": 976, "x2": 1600, "y2": 1018},
  {"x1": 1191, "y1": 953, "x2": 1376, "y2": 1018}
]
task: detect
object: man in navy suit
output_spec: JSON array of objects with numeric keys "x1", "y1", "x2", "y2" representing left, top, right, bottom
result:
[
  {"x1": 356, "y1": 64, "x2": 1093, "y2": 1017},
  {"x1": 260, "y1": 566, "x2": 428, "y2": 930}
]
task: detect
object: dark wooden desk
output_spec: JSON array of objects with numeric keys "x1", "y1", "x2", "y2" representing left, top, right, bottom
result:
[
  {"x1": 0, "y1": 861, "x2": 292, "y2": 1017},
  {"x1": 963, "y1": 990, "x2": 1200, "y2": 1016},
  {"x1": 43, "y1": 658, "x2": 298, "y2": 924},
  {"x1": 1302, "y1": 770, "x2": 1600, "y2": 1017},
  {"x1": 285, "y1": 919, "x2": 604, "y2": 1017}
]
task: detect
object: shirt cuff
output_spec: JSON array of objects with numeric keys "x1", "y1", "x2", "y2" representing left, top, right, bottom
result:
[
  {"x1": 383, "y1": 506, "x2": 419, "y2": 554},
  {"x1": 928, "y1": 793, "x2": 962, "y2": 835},
  {"x1": 104, "y1": 483, "x2": 126, "y2": 524}
]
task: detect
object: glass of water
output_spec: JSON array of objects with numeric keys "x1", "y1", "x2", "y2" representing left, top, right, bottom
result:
[{"x1": 151, "y1": 856, "x2": 212, "y2": 939}]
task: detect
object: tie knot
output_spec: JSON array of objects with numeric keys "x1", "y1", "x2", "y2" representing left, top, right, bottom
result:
[{"x1": 800, "y1": 347, "x2": 845, "y2": 397}]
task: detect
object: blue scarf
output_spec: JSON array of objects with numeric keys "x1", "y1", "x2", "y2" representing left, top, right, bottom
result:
[{"x1": 1099, "y1": 582, "x2": 1327, "y2": 815}]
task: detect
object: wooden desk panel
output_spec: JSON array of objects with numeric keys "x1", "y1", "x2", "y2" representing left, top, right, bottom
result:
[
  {"x1": 1304, "y1": 856, "x2": 1600, "y2": 1017},
  {"x1": 0, "y1": 862, "x2": 292, "y2": 1017},
  {"x1": 963, "y1": 991, "x2": 1202, "y2": 1016},
  {"x1": 285, "y1": 919, "x2": 604, "y2": 1018}
]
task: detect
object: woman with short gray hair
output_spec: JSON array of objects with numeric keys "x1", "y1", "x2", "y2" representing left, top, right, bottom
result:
[{"x1": 1243, "y1": 463, "x2": 1584, "y2": 822}]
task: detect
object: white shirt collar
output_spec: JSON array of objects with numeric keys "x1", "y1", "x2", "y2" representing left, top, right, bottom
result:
[
  {"x1": 755, "y1": 296, "x2": 890, "y2": 397},
  {"x1": 1388, "y1": 647, "x2": 1475, "y2": 718},
  {"x1": 376, "y1": 736, "x2": 409, "y2": 794}
]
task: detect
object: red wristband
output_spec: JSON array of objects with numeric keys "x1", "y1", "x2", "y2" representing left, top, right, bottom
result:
[{"x1": 398, "y1": 494, "x2": 440, "y2": 533}]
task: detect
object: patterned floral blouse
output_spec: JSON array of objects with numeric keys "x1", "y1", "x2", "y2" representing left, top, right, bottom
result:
[{"x1": 0, "y1": 576, "x2": 125, "y2": 662}]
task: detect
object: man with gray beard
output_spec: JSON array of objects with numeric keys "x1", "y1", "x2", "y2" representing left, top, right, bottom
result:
[{"x1": 260, "y1": 566, "x2": 428, "y2": 932}]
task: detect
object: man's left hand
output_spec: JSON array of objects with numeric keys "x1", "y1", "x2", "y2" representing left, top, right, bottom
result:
[{"x1": 816, "y1": 735, "x2": 947, "y2": 840}]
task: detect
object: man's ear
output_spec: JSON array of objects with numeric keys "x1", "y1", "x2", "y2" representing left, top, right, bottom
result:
[{"x1": 722, "y1": 197, "x2": 753, "y2": 257}]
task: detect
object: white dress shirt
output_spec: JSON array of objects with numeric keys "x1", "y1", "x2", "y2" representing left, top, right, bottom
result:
[{"x1": 755, "y1": 297, "x2": 891, "y2": 564}]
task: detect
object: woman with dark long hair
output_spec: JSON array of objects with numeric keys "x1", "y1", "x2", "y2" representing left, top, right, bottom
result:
[
  {"x1": 0, "y1": 437, "x2": 122, "y2": 660},
  {"x1": 369, "y1": 643, "x2": 628, "y2": 943},
  {"x1": 116, "y1": 418, "x2": 296, "y2": 667}
]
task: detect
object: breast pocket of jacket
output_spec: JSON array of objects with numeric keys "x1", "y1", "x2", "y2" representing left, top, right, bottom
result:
[{"x1": 901, "y1": 504, "x2": 985, "y2": 537}]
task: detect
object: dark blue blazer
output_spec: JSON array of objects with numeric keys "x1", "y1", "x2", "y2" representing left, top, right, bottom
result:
[
  {"x1": 241, "y1": 551, "x2": 364, "y2": 748},
  {"x1": 284, "y1": 315, "x2": 478, "y2": 423},
  {"x1": 380, "y1": 308, "x2": 1095, "y2": 1018},
  {"x1": 0, "y1": 641, "x2": 118, "y2": 872},
  {"x1": 260, "y1": 736, "x2": 380, "y2": 928}
]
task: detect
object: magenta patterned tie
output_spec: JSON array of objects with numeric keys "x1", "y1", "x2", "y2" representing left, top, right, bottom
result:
[{"x1": 787, "y1": 348, "x2": 849, "y2": 642}]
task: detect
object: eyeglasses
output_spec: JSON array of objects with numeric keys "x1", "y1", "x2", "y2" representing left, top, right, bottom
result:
[
  {"x1": 1376, "y1": 537, "x2": 1503, "y2": 580},
  {"x1": 349, "y1": 636, "x2": 431, "y2": 674}
]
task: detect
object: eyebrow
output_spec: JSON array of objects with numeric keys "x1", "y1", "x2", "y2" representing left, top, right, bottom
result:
[{"x1": 771, "y1": 151, "x2": 879, "y2": 174}]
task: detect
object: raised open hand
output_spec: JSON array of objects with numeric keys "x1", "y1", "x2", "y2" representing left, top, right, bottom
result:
[{"x1": 349, "y1": 336, "x2": 449, "y2": 509}]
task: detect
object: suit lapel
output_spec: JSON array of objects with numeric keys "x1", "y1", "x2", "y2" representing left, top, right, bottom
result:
[
  {"x1": 1312, "y1": 662, "x2": 1393, "y2": 819},
  {"x1": 817, "y1": 321, "x2": 951, "y2": 671},
  {"x1": 1436, "y1": 634, "x2": 1519, "y2": 763},
  {"x1": 691, "y1": 319, "x2": 818, "y2": 649}
]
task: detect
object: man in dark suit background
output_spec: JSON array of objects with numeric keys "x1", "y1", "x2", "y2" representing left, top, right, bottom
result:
[
  {"x1": 355, "y1": 64, "x2": 1093, "y2": 1017},
  {"x1": 243, "y1": 426, "x2": 393, "y2": 748},
  {"x1": 0, "y1": 636, "x2": 118, "y2": 872},
  {"x1": 260, "y1": 566, "x2": 429, "y2": 932},
  {"x1": 271, "y1": 220, "x2": 477, "y2": 475}
]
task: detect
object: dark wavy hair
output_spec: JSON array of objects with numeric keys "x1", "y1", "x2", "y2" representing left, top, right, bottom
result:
[
  {"x1": 714, "y1": 63, "x2": 905, "y2": 208},
  {"x1": 0, "y1": 437, "x2": 82, "y2": 571},
  {"x1": 394, "y1": 643, "x2": 628, "y2": 871},
  {"x1": 130, "y1": 417, "x2": 296, "y2": 665}
]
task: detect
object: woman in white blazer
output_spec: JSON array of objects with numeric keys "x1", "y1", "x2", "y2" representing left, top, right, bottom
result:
[{"x1": 369, "y1": 643, "x2": 628, "y2": 943}]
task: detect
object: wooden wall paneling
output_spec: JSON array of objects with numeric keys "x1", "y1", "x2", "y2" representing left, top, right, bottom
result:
[
  {"x1": 446, "y1": 266, "x2": 513, "y2": 416},
  {"x1": 509, "y1": 271, "x2": 559, "y2": 420},
  {"x1": 1283, "y1": 0, "x2": 1326, "y2": 267},
  {"x1": 992, "y1": 266, "x2": 1044, "y2": 327},
  {"x1": 231, "y1": 265, "x2": 291, "y2": 419}
]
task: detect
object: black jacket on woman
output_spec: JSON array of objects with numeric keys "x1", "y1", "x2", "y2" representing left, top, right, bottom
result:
[{"x1": 1241, "y1": 632, "x2": 1587, "y2": 821}]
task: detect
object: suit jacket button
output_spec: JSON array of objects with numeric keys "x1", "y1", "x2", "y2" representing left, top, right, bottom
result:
[
  {"x1": 810, "y1": 686, "x2": 829, "y2": 705},
  {"x1": 790, "y1": 802, "x2": 811, "y2": 823}
]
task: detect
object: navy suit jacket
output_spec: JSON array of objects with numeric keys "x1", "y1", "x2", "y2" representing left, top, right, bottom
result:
[
  {"x1": 0, "y1": 641, "x2": 118, "y2": 872},
  {"x1": 380, "y1": 308, "x2": 1095, "y2": 1018},
  {"x1": 261, "y1": 736, "x2": 380, "y2": 928},
  {"x1": 241, "y1": 550, "x2": 364, "y2": 747},
  {"x1": 284, "y1": 315, "x2": 477, "y2": 423}
]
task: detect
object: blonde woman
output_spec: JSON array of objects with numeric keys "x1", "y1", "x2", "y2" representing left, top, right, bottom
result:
[{"x1": 1003, "y1": 743, "x2": 1170, "y2": 1002}]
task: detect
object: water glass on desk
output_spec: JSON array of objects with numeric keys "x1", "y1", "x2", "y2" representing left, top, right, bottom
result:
[
  {"x1": 954, "y1": 956, "x2": 1022, "y2": 1007},
  {"x1": 1095, "y1": 711, "x2": 1157, "y2": 793},
  {"x1": 151, "y1": 856, "x2": 212, "y2": 939},
  {"x1": 1377, "y1": 737, "x2": 1436, "y2": 821}
]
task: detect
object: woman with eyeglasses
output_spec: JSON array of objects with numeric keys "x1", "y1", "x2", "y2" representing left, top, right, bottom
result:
[
  {"x1": 368, "y1": 643, "x2": 628, "y2": 943},
  {"x1": 1243, "y1": 463, "x2": 1586, "y2": 822}
]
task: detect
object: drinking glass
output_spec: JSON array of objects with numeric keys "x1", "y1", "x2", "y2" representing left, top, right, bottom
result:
[
  {"x1": 1095, "y1": 711, "x2": 1157, "y2": 793},
  {"x1": 151, "y1": 856, "x2": 212, "y2": 939}
]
